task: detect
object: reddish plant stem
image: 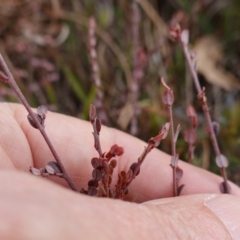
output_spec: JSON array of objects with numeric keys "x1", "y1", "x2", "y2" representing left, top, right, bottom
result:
[
  {"x1": 167, "y1": 105, "x2": 178, "y2": 196},
  {"x1": 122, "y1": 122, "x2": 170, "y2": 195},
  {"x1": 123, "y1": 143, "x2": 153, "y2": 192},
  {"x1": 92, "y1": 129, "x2": 102, "y2": 157},
  {"x1": 130, "y1": 0, "x2": 141, "y2": 135},
  {"x1": 91, "y1": 124, "x2": 102, "y2": 157},
  {"x1": 0, "y1": 54, "x2": 77, "y2": 191},
  {"x1": 88, "y1": 17, "x2": 108, "y2": 124},
  {"x1": 181, "y1": 44, "x2": 229, "y2": 193}
]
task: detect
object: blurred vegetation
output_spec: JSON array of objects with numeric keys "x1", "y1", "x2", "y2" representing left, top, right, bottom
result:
[{"x1": 0, "y1": 0, "x2": 239, "y2": 185}]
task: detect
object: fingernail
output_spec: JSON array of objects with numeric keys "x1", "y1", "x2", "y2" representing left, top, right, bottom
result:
[{"x1": 205, "y1": 194, "x2": 240, "y2": 239}]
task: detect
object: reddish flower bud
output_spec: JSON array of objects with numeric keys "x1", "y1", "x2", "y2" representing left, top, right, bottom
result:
[
  {"x1": 110, "y1": 159, "x2": 117, "y2": 169},
  {"x1": 105, "y1": 144, "x2": 124, "y2": 158}
]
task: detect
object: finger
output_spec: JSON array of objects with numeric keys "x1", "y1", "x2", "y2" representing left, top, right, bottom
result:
[
  {"x1": 2, "y1": 103, "x2": 240, "y2": 202},
  {"x1": 0, "y1": 170, "x2": 239, "y2": 240}
]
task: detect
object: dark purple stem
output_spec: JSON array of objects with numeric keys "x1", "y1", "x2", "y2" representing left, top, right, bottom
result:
[{"x1": 0, "y1": 54, "x2": 77, "y2": 191}]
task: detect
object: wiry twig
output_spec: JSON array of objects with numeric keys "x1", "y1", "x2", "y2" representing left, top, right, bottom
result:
[
  {"x1": 161, "y1": 78, "x2": 184, "y2": 196},
  {"x1": 89, "y1": 104, "x2": 103, "y2": 157},
  {"x1": 170, "y1": 26, "x2": 230, "y2": 193},
  {"x1": 184, "y1": 105, "x2": 197, "y2": 164},
  {"x1": 88, "y1": 17, "x2": 108, "y2": 124},
  {"x1": 116, "y1": 122, "x2": 170, "y2": 199},
  {"x1": 130, "y1": 0, "x2": 143, "y2": 135},
  {"x1": 0, "y1": 54, "x2": 77, "y2": 191}
]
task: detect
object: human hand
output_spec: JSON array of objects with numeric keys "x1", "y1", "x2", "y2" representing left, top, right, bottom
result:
[{"x1": 1, "y1": 103, "x2": 240, "y2": 239}]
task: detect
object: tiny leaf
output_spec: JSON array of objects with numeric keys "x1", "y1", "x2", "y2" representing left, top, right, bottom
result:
[
  {"x1": 162, "y1": 90, "x2": 174, "y2": 106},
  {"x1": 88, "y1": 187, "x2": 98, "y2": 196},
  {"x1": 177, "y1": 184, "x2": 185, "y2": 196},
  {"x1": 27, "y1": 113, "x2": 42, "y2": 129},
  {"x1": 212, "y1": 121, "x2": 220, "y2": 135},
  {"x1": 110, "y1": 159, "x2": 117, "y2": 169},
  {"x1": 46, "y1": 161, "x2": 62, "y2": 174},
  {"x1": 130, "y1": 162, "x2": 140, "y2": 176},
  {"x1": 95, "y1": 118, "x2": 101, "y2": 133},
  {"x1": 91, "y1": 157, "x2": 102, "y2": 169},
  {"x1": 220, "y1": 182, "x2": 230, "y2": 193},
  {"x1": 92, "y1": 169, "x2": 102, "y2": 181},
  {"x1": 29, "y1": 166, "x2": 41, "y2": 176},
  {"x1": 215, "y1": 154, "x2": 229, "y2": 168},
  {"x1": 161, "y1": 78, "x2": 174, "y2": 105},
  {"x1": 148, "y1": 122, "x2": 170, "y2": 147},
  {"x1": 88, "y1": 179, "x2": 99, "y2": 187},
  {"x1": 37, "y1": 105, "x2": 48, "y2": 118},
  {"x1": 108, "y1": 144, "x2": 124, "y2": 157},
  {"x1": 176, "y1": 166, "x2": 183, "y2": 180}
]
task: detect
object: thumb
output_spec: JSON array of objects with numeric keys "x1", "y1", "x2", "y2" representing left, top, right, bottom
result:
[{"x1": 143, "y1": 194, "x2": 240, "y2": 239}]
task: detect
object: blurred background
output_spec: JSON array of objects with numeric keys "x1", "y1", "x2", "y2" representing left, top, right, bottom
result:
[{"x1": 0, "y1": 0, "x2": 239, "y2": 185}]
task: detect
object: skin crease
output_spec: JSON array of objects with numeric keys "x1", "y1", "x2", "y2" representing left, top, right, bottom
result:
[{"x1": 0, "y1": 102, "x2": 240, "y2": 239}]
